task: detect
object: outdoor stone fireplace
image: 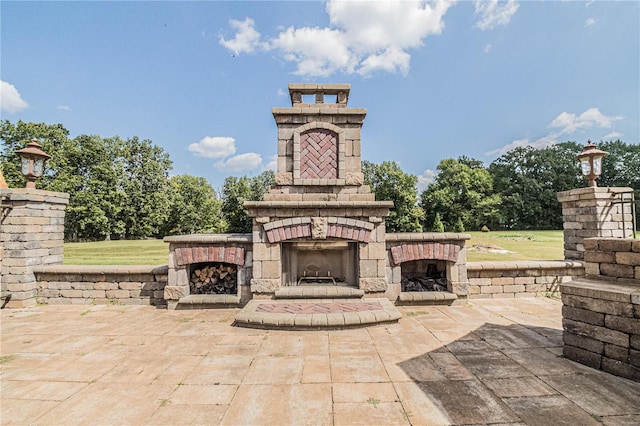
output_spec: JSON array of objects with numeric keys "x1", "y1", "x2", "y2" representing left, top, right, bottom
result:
[
  {"x1": 244, "y1": 83, "x2": 393, "y2": 295},
  {"x1": 163, "y1": 83, "x2": 470, "y2": 308}
]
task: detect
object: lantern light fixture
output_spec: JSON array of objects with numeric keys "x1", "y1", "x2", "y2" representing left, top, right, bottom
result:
[
  {"x1": 15, "y1": 138, "x2": 51, "y2": 189},
  {"x1": 576, "y1": 140, "x2": 608, "y2": 188}
]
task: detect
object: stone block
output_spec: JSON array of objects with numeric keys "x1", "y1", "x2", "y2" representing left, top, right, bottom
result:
[
  {"x1": 83, "y1": 290, "x2": 106, "y2": 299},
  {"x1": 601, "y1": 357, "x2": 640, "y2": 382},
  {"x1": 118, "y1": 282, "x2": 143, "y2": 290},
  {"x1": 492, "y1": 277, "x2": 514, "y2": 285},
  {"x1": 164, "y1": 285, "x2": 189, "y2": 301},
  {"x1": 599, "y1": 239, "x2": 633, "y2": 252},
  {"x1": 562, "y1": 318, "x2": 629, "y2": 347},
  {"x1": 503, "y1": 285, "x2": 525, "y2": 293},
  {"x1": 60, "y1": 289, "x2": 83, "y2": 298},
  {"x1": 605, "y1": 315, "x2": 640, "y2": 335},
  {"x1": 261, "y1": 261, "x2": 280, "y2": 279},
  {"x1": 562, "y1": 294, "x2": 634, "y2": 317},
  {"x1": 250, "y1": 278, "x2": 280, "y2": 293},
  {"x1": 359, "y1": 277, "x2": 387, "y2": 292},
  {"x1": 631, "y1": 335, "x2": 640, "y2": 350},
  {"x1": 631, "y1": 349, "x2": 640, "y2": 368},
  {"x1": 106, "y1": 290, "x2": 129, "y2": 299},
  {"x1": 563, "y1": 331, "x2": 604, "y2": 354},
  {"x1": 584, "y1": 251, "x2": 615, "y2": 263},
  {"x1": 480, "y1": 285, "x2": 503, "y2": 294},
  {"x1": 604, "y1": 343, "x2": 629, "y2": 362},
  {"x1": 600, "y1": 263, "x2": 635, "y2": 279},
  {"x1": 562, "y1": 305, "x2": 605, "y2": 326},
  {"x1": 616, "y1": 252, "x2": 640, "y2": 266},
  {"x1": 563, "y1": 345, "x2": 601, "y2": 369}
]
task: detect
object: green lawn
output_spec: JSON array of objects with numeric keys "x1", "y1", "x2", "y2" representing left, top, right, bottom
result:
[
  {"x1": 63, "y1": 239, "x2": 168, "y2": 265},
  {"x1": 464, "y1": 230, "x2": 565, "y2": 262},
  {"x1": 63, "y1": 230, "x2": 567, "y2": 265}
]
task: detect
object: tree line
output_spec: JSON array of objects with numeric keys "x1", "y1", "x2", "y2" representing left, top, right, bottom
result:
[
  {"x1": 2, "y1": 120, "x2": 638, "y2": 240},
  {"x1": 1, "y1": 120, "x2": 273, "y2": 241},
  {"x1": 364, "y1": 141, "x2": 639, "y2": 233}
]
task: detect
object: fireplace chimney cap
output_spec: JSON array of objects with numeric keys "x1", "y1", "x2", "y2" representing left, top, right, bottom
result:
[{"x1": 289, "y1": 83, "x2": 350, "y2": 107}]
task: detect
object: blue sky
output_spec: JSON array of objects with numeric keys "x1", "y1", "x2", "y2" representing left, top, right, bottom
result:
[{"x1": 2, "y1": 1, "x2": 638, "y2": 191}]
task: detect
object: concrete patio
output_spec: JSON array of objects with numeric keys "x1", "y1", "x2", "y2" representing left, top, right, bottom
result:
[{"x1": 1, "y1": 298, "x2": 639, "y2": 425}]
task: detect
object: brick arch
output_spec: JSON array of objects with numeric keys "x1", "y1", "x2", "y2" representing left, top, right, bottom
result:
[
  {"x1": 390, "y1": 242, "x2": 460, "y2": 266},
  {"x1": 263, "y1": 217, "x2": 374, "y2": 244},
  {"x1": 174, "y1": 246, "x2": 245, "y2": 267}
]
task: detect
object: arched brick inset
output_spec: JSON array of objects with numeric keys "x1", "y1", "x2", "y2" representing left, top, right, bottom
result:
[
  {"x1": 175, "y1": 246, "x2": 245, "y2": 267},
  {"x1": 390, "y1": 242, "x2": 460, "y2": 266},
  {"x1": 300, "y1": 129, "x2": 338, "y2": 179}
]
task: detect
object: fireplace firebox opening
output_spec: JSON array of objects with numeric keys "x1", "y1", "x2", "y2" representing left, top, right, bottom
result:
[
  {"x1": 189, "y1": 262, "x2": 238, "y2": 295},
  {"x1": 401, "y1": 260, "x2": 449, "y2": 292},
  {"x1": 281, "y1": 241, "x2": 358, "y2": 287}
]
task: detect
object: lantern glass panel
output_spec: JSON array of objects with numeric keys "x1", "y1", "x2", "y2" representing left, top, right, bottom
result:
[
  {"x1": 592, "y1": 157, "x2": 602, "y2": 175},
  {"x1": 20, "y1": 157, "x2": 31, "y2": 175},
  {"x1": 580, "y1": 159, "x2": 590, "y2": 175},
  {"x1": 33, "y1": 158, "x2": 44, "y2": 177}
]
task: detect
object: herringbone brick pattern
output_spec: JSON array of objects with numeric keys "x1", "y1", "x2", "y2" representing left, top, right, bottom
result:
[
  {"x1": 300, "y1": 130, "x2": 337, "y2": 179},
  {"x1": 255, "y1": 301, "x2": 383, "y2": 314}
]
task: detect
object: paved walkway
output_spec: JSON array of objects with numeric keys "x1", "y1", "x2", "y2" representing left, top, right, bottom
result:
[{"x1": 1, "y1": 298, "x2": 639, "y2": 425}]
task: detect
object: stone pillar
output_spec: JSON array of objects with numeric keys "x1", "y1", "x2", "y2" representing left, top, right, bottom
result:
[
  {"x1": 0, "y1": 188, "x2": 69, "y2": 308},
  {"x1": 557, "y1": 187, "x2": 634, "y2": 260}
]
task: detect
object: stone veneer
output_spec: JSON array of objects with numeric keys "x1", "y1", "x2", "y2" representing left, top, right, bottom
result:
[
  {"x1": 557, "y1": 187, "x2": 635, "y2": 260},
  {"x1": 0, "y1": 188, "x2": 69, "y2": 307},
  {"x1": 244, "y1": 83, "x2": 393, "y2": 296},
  {"x1": 561, "y1": 237, "x2": 640, "y2": 382},
  {"x1": 467, "y1": 261, "x2": 585, "y2": 299},
  {"x1": 385, "y1": 233, "x2": 470, "y2": 301},
  {"x1": 33, "y1": 265, "x2": 167, "y2": 306},
  {"x1": 164, "y1": 234, "x2": 253, "y2": 309}
]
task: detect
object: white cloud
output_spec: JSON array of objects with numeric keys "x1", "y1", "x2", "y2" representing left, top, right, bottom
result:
[
  {"x1": 264, "y1": 154, "x2": 278, "y2": 171},
  {"x1": 417, "y1": 169, "x2": 436, "y2": 191},
  {"x1": 485, "y1": 133, "x2": 560, "y2": 157},
  {"x1": 602, "y1": 131, "x2": 622, "y2": 140},
  {"x1": 221, "y1": 0, "x2": 454, "y2": 77},
  {"x1": 219, "y1": 18, "x2": 263, "y2": 55},
  {"x1": 487, "y1": 107, "x2": 624, "y2": 157},
  {"x1": 0, "y1": 80, "x2": 29, "y2": 113},
  {"x1": 550, "y1": 108, "x2": 623, "y2": 134},
  {"x1": 56, "y1": 105, "x2": 72, "y2": 111},
  {"x1": 214, "y1": 152, "x2": 263, "y2": 172},
  {"x1": 474, "y1": 0, "x2": 519, "y2": 31},
  {"x1": 188, "y1": 136, "x2": 236, "y2": 159},
  {"x1": 484, "y1": 43, "x2": 492, "y2": 53},
  {"x1": 585, "y1": 18, "x2": 597, "y2": 27}
]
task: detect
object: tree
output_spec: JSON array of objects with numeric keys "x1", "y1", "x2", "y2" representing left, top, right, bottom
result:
[
  {"x1": 117, "y1": 136, "x2": 173, "y2": 239},
  {"x1": 161, "y1": 174, "x2": 224, "y2": 235},
  {"x1": 221, "y1": 170, "x2": 275, "y2": 233},
  {"x1": 598, "y1": 140, "x2": 640, "y2": 191},
  {"x1": 489, "y1": 143, "x2": 582, "y2": 229},
  {"x1": 420, "y1": 157, "x2": 502, "y2": 232},
  {"x1": 362, "y1": 161, "x2": 423, "y2": 232},
  {"x1": 1, "y1": 120, "x2": 70, "y2": 189}
]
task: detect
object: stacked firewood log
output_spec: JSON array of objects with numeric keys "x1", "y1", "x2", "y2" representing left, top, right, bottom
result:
[{"x1": 189, "y1": 264, "x2": 237, "y2": 295}]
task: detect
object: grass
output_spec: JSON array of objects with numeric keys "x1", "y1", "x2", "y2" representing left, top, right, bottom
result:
[
  {"x1": 465, "y1": 230, "x2": 565, "y2": 262},
  {"x1": 63, "y1": 231, "x2": 567, "y2": 265},
  {"x1": 64, "y1": 239, "x2": 167, "y2": 265}
]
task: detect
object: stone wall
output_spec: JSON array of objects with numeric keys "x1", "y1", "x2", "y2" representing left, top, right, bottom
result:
[
  {"x1": 385, "y1": 233, "x2": 470, "y2": 301},
  {"x1": 0, "y1": 188, "x2": 69, "y2": 307},
  {"x1": 164, "y1": 235, "x2": 253, "y2": 309},
  {"x1": 33, "y1": 265, "x2": 168, "y2": 306},
  {"x1": 467, "y1": 261, "x2": 585, "y2": 299},
  {"x1": 557, "y1": 187, "x2": 634, "y2": 260},
  {"x1": 561, "y1": 237, "x2": 640, "y2": 382}
]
